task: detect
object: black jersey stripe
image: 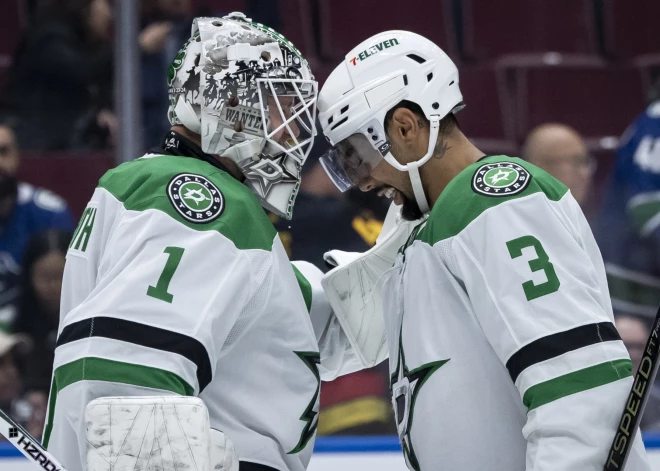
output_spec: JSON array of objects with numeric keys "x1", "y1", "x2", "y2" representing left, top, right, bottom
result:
[
  {"x1": 57, "y1": 316, "x2": 212, "y2": 392},
  {"x1": 506, "y1": 321, "x2": 621, "y2": 383},
  {"x1": 239, "y1": 462, "x2": 279, "y2": 471}
]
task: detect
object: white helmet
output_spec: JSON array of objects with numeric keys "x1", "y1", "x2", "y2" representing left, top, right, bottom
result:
[
  {"x1": 168, "y1": 13, "x2": 318, "y2": 219},
  {"x1": 318, "y1": 30, "x2": 463, "y2": 213}
]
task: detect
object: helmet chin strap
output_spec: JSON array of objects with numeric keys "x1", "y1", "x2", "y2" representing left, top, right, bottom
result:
[{"x1": 406, "y1": 116, "x2": 440, "y2": 214}]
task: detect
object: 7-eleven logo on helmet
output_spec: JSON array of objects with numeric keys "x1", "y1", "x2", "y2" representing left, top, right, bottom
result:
[{"x1": 349, "y1": 38, "x2": 400, "y2": 66}]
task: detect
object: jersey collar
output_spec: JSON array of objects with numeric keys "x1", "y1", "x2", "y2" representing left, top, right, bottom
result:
[{"x1": 153, "y1": 130, "x2": 234, "y2": 177}]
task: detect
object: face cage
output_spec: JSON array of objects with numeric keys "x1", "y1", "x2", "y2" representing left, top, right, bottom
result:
[
  {"x1": 256, "y1": 78, "x2": 318, "y2": 167},
  {"x1": 320, "y1": 120, "x2": 390, "y2": 192}
]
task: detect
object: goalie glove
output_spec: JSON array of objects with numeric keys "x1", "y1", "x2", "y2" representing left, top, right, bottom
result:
[
  {"x1": 85, "y1": 396, "x2": 239, "y2": 471},
  {"x1": 321, "y1": 203, "x2": 425, "y2": 368}
]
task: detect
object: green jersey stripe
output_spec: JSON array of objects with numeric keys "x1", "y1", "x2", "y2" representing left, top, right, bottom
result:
[
  {"x1": 292, "y1": 264, "x2": 312, "y2": 312},
  {"x1": 418, "y1": 156, "x2": 569, "y2": 246},
  {"x1": 55, "y1": 357, "x2": 195, "y2": 396},
  {"x1": 98, "y1": 154, "x2": 277, "y2": 251},
  {"x1": 522, "y1": 359, "x2": 632, "y2": 411},
  {"x1": 42, "y1": 377, "x2": 57, "y2": 448}
]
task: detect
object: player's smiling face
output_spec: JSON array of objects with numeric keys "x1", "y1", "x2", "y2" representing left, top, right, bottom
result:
[
  {"x1": 358, "y1": 159, "x2": 424, "y2": 221},
  {"x1": 356, "y1": 107, "x2": 430, "y2": 221}
]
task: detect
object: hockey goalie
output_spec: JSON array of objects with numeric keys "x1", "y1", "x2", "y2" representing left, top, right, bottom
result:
[{"x1": 43, "y1": 13, "x2": 332, "y2": 471}]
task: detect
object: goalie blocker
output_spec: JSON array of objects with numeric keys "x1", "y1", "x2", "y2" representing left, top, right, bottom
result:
[{"x1": 85, "y1": 396, "x2": 238, "y2": 471}]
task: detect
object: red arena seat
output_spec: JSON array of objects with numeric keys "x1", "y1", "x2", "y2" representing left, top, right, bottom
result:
[
  {"x1": 318, "y1": 0, "x2": 455, "y2": 59},
  {"x1": 462, "y1": 0, "x2": 597, "y2": 60}
]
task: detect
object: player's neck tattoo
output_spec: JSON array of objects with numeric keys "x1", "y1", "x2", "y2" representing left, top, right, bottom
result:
[{"x1": 433, "y1": 137, "x2": 451, "y2": 159}]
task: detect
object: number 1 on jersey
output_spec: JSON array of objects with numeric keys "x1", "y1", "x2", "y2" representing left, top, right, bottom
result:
[{"x1": 147, "y1": 246, "x2": 184, "y2": 303}]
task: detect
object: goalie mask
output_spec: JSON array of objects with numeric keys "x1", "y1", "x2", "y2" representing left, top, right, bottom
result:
[{"x1": 168, "y1": 13, "x2": 318, "y2": 219}]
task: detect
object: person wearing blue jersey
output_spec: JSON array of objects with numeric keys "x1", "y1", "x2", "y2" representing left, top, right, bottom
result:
[
  {"x1": 0, "y1": 124, "x2": 74, "y2": 330},
  {"x1": 596, "y1": 80, "x2": 660, "y2": 319}
]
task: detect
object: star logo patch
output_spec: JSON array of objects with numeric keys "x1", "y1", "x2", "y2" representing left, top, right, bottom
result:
[
  {"x1": 472, "y1": 161, "x2": 531, "y2": 197},
  {"x1": 167, "y1": 173, "x2": 224, "y2": 224}
]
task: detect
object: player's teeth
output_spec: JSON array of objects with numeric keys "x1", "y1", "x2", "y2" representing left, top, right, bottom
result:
[{"x1": 385, "y1": 188, "x2": 395, "y2": 198}]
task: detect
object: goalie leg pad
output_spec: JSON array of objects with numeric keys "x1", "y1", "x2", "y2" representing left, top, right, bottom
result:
[{"x1": 85, "y1": 396, "x2": 238, "y2": 471}]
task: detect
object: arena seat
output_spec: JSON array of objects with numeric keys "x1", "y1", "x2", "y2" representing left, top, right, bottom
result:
[
  {"x1": 19, "y1": 152, "x2": 115, "y2": 218},
  {"x1": 318, "y1": 0, "x2": 455, "y2": 59},
  {"x1": 192, "y1": 0, "x2": 246, "y2": 15},
  {"x1": 279, "y1": 0, "x2": 316, "y2": 58},
  {"x1": 0, "y1": 0, "x2": 25, "y2": 57},
  {"x1": 507, "y1": 61, "x2": 645, "y2": 139},
  {"x1": 603, "y1": 0, "x2": 660, "y2": 59},
  {"x1": 462, "y1": 0, "x2": 597, "y2": 60},
  {"x1": 457, "y1": 65, "x2": 517, "y2": 154}
]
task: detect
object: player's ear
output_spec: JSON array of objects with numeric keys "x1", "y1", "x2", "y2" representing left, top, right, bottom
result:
[{"x1": 390, "y1": 108, "x2": 421, "y2": 144}]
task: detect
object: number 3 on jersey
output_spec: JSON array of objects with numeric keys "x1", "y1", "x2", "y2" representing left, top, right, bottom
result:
[
  {"x1": 147, "y1": 246, "x2": 185, "y2": 303},
  {"x1": 506, "y1": 236, "x2": 560, "y2": 301}
]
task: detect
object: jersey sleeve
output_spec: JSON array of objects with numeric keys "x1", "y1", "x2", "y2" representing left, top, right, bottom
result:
[
  {"x1": 451, "y1": 192, "x2": 647, "y2": 470},
  {"x1": 291, "y1": 260, "x2": 363, "y2": 381}
]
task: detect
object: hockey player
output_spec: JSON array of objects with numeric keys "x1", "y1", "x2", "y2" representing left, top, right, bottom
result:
[
  {"x1": 45, "y1": 14, "x2": 324, "y2": 471},
  {"x1": 317, "y1": 31, "x2": 651, "y2": 470},
  {"x1": 596, "y1": 85, "x2": 660, "y2": 318}
]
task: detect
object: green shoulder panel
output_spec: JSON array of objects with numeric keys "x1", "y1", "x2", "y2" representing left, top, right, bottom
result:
[
  {"x1": 418, "y1": 156, "x2": 568, "y2": 245},
  {"x1": 99, "y1": 155, "x2": 277, "y2": 251}
]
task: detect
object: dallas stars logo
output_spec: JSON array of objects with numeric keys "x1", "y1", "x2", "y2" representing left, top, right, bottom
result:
[
  {"x1": 471, "y1": 161, "x2": 531, "y2": 197},
  {"x1": 288, "y1": 351, "x2": 321, "y2": 454},
  {"x1": 241, "y1": 154, "x2": 299, "y2": 198},
  {"x1": 167, "y1": 173, "x2": 224, "y2": 224},
  {"x1": 391, "y1": 329, "x2": 449, "y2": 471}
]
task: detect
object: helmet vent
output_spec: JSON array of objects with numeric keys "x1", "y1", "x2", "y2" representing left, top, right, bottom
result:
[
  {"x1": 331, "y1": 117, "x2": 348, "y2": 131},
  {"x1": 340, "y1": 105, "x2": 349, "y2": 114},
  {"x1": 403, "y1": 75, "x2": 408, "y2": 86},
  {"x1": 328, "y1": 116, "x2": 334, "y2": 125},
  {"x1": 407, "y1": 54, "x2": 426, "y2": 64},
  {"x1": 212, "y1": 21, "x2": 223, "y2": 27},
  {"x1": 449, "y1": 80, "x2": 455, "y2": 86},
  {"x1": 427, "y1": 73, "x2": 433, "y2": 82}
]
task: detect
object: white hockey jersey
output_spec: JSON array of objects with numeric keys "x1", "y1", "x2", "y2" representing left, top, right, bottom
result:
[
  {"x1": 44, "y1": 150, "x2": 321, "y2": 471},
  {"x1": 384, "y1": 156, "x2": 650, "y2": 470}
]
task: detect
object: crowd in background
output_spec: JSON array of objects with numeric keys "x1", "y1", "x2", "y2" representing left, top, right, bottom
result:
[{"x1": 0, "y1": 0, "x2": 658, "y2": 442}]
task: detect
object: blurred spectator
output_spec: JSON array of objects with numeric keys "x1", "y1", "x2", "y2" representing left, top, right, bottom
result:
[
  {"x1": 140, "y1": 0, "x2": 194, "y2": 148},
  {"x1": 2, "y1": 0, "x2": 114, "y2": 150},
  {"x1": 12, "y1": 230, "x2": 71, "y2": 392},
  {"x1": 272, "y1": 150, "x2": 393, "y2": 435},
  {"x1": 0, "y1": 124, "x2": 74, "y2": 331},
  {"x1": 615, "y1": 315, "x2": 660, "y2": 431},
  {"x1": 0, "y1": 330, "x2": 31, "y2": 426},
  {"x1": 522, "y1": 123, "x2": 594, "y2": 206},
  {"x1": 615, "y1": 315, "x2": 648, "y2": 374},
  {"x1": 596, "y1": 81, "x2": 660, "y2": 320},
  {"x1": 12, "y1": 389, "x2": 48, "y2": 441}
]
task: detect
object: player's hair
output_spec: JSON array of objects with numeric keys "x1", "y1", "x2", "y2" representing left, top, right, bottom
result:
[{"x1": 384, "y1": 100, "x2": 459, "y2": 136}]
